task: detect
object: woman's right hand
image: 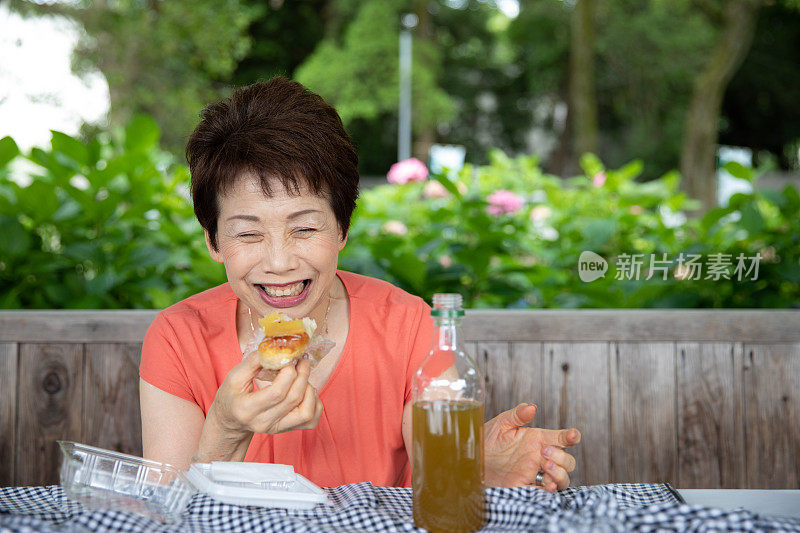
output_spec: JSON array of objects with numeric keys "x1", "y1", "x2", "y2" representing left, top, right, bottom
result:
[{"x1": 208, "y1": 351, "x2": 323, "y2": 439}]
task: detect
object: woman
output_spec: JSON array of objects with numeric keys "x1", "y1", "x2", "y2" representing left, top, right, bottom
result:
[{"x1": 139, "y1": 77, "x2": 581, "y2": 490}]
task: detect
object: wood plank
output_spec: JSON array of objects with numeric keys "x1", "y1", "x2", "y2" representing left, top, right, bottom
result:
[
  {"x1": 2, "y1": 310, "x2": 799, "y2": 343},
  {"x1": 677, "y1": 343, "x2": 745, "y2": 488},
  {"x1": 476, "y1": 342, "x2": 543, "y2": 422},
  {"x1": 543, "y1": 342, "x2": 610, "y2": 487},
  {"x1": 83, "y1": 344, "x2": 143, "y2": 457},
  {"x1": 509, "y1": 343, "x2": 544, "y2": 425},
  {"x1": 743, "y1": 343, "x2": 800, "y2": 489},
  {"x1": 610, "y1": 342, "x2": 677, "y2": 484},
  {"x1": 461, "y1": 310, "x2": 800, "y2": 342},
  {"x1": 476, "y1": 342, "x2": 511, "y2": 420},
  {"x1": 16, "y1": 343, "x2": 83, "y2": 486},
  {"x1": 0, "y1": 311, "x2": 157, "y2": 343},
  {"x1": 0, "y1": 343, "x2": 18, "y2": 486}
]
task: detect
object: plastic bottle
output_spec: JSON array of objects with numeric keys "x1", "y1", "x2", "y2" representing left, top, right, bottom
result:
[{"x1": 412, "y1": 293, "x2": 485, "y2": 533}]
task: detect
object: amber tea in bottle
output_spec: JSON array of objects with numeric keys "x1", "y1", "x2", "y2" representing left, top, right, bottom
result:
[{"x1": 412, "y1": 294, "x2": 485, "y2": 533}]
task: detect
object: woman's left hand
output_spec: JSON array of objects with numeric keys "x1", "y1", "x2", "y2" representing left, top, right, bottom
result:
[{"x1": 484, "y1": 403, "x2": 581, "y2": 492}]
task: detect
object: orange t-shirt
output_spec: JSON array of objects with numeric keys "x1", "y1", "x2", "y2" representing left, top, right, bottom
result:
[{"x1": 139, "y1": 270, "x2": 432, "y2": 487}]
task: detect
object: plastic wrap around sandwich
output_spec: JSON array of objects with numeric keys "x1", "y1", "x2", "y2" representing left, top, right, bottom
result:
[{"x1": 244, "y1": 311, "x2": 335, "y2": 382}]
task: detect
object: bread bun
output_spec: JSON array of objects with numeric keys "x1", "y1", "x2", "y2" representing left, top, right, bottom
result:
[{"x1": 257, "y1": 312, "x2": 315, "y2": 370}]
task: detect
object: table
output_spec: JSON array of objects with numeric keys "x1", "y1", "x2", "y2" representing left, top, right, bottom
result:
[
  {"x1": 678, "y1": 489, "x2": 800, "y2": 519},
  {"x1": 2, "y1": 482, "x2": 799, "y2": 532}
]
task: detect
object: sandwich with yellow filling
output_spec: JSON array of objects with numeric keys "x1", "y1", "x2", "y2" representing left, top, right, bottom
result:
[{"x1": 257, "y1": 312, "x2": 317, "y2": 371}]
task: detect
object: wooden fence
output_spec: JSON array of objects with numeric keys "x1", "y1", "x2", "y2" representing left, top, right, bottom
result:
[{"x1": 1, "y1": 310, "x2": 798, "y2": 489}]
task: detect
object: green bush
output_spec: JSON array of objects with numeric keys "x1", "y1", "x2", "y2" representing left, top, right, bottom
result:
[
  {"x1": 0, "y1": 120, "x2": 225, "y2": 309},
  {"x1": 339, "y1": 151, "x2": 800, "y2": 308},
  {"x1": 1, "y1": 123, "x2": 797, "y2": 309}
]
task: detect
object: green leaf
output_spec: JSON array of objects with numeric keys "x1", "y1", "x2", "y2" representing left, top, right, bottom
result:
[
  {"x1": 27, "y1": 148, "x2": 72, "y2": 182},
  {"x1": 0, "y1": 216, "x2": 32, "y2": 257},
  {"x1": 780, "y1": 185, "x2": 800, "y2": 215},
  {"x1": 739, "y1": 201, "x2": 765, "y2": 235},
  {"x1": 614, "y1": 159, "x2": 643, "y2": 182},
  {"x1": 581, "y1": 218, "x2": 616, "y2": 248},
  {"x1": 124, "y1": 115, "x2": 161, "y2": 152},
  {"x1": 700, "y1": 205, "x2": 735, "y2": 231},
  {"x1": 579, "y1": 153, "x2": 604, "y2": 178},
  {"x1": 63, "y1": 242, "x2": 100, "y2": 261},
  {"x1": 86, "y1": 271, "x2": 119, "y2": 295},
  {"x1": 51, "y1": 131, "x2": 89, "y2": 167},
  {"x1": 16, "y1": 180, "x2": 59, "y2": 221},
  {"x1": 432, "y1": 175, "x2": 462, "y2": 199},
  {"x1": 723, "y1": 161, "x2": 752, "y2": 182},
  {"x1": 127, "y1": 246, "x2": 170, "y2": 269},
  {"x1": 53, "y1": 199, "x2": 83, "y2": 221},
  {"x1": 0, "y1": 137, "x2": 20, "y2": 168}
]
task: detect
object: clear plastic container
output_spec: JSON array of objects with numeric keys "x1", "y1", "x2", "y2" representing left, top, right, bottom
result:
[
  {"x1": 58, "y1": 441, "x2": 195, "y2": 522},
  {"x1": 58, "y1": 441, "x2": 328, "y2": 520},
  {"x1": 186, "y1": 463, "x2": 327, "y2": 509}
]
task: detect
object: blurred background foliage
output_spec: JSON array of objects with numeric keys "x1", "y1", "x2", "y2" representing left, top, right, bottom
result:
[
  {"x1": 1, "y1": 125, "x2": 797, "y2": 309},
  {"x1": 0, "y1": 122, "x2": 224, "y2": 309},
  {"x1": 2, "y1": 0, "x2": 800, "y2": 308},
  {"x1": 8, "y1": 0, "x2": 800, "y2": 183}
]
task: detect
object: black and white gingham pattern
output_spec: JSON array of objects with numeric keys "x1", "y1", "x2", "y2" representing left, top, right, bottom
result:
[{"x1": 2, "y1": 483, "x2": 799, "y2": 532}]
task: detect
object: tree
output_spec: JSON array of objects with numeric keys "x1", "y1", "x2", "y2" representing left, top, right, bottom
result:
[
  {"x1": 435, "y1": 1, "x2": 537, "y2": 165},
  {"x1": 232, "y1": 0, "x2": 328, "y2": 85},
  {"x1": 720, "y1": 3, "x2": 800, "y2": 170},
  {"x1": 294, "y1": 0, "x2": 455, "y2": 170},
  {"x1": 509, "y1": 0, "x2": 715, "y2": 179},
  {"x1": 569, "y1": 0, "x2": 598, "y2": 160},
  {"x1": 9, "y1": 0, "x2": 261, "y2": 155},
  {"x1": 680, "y1": 0, "x2": 762, "y2": 211}
]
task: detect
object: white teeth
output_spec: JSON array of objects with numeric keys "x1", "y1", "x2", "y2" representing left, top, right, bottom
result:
[{"x1": 262, "y1": 281, "x2": 305, "y2": 297}]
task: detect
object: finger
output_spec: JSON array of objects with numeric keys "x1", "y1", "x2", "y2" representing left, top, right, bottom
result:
[
  {"x1": 272, "y1": 362, "x2": 313, "y2": 417},
  {"x1": 492, "y1": 403, "x2": 537, "y2": 430},
  {"x1": 250, "y1": 360, "x2": 312, "y2": 422},
  {"x1": 543, "y1": 475, "x2": 558, "y2": 493},
  {"x1": 227, "y1": 350, "x2": 265, "y2": 390},
  {"x1": 542, "y1": 446, "x2": 576, "y2": 473},
  {"x1": 544, "y1": 460, "x2": 570, "y2": 491},
  {"x1": 270, "y1": 385, "x2": 320, "y2": 431},
  {"x1": 542, "y1": 428, "x2": 580, "y2": 448},
  {"x1": 247, "y1": 361, "x2": 300, "y2": 410}
]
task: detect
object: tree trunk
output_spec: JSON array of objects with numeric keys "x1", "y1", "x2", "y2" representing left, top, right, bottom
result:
[
  {"x1": 680, "y1": 0, "x2": 761, "y2": 212},
  {"x1": 412, "y1": 0, "x2": 436, "y2": 163},
  {"x1": 569, "y1": 0, "x2": 598, "y2": 162}
]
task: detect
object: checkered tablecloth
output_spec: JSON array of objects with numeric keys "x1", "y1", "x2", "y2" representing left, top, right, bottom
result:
[{"x1": 2, "y1": 482, "x2": 799, "y2": 532}]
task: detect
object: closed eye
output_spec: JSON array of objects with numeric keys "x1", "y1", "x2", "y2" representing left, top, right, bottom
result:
[
  {"x1": 237, "y1": 233, "x2": 260, "y2": 238},
  {"x1": 296, "y1": 228, "x2": 317, "y2": 233}
]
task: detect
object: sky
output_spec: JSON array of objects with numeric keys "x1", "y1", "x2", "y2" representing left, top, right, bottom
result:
[{"x1": 0, "y1": 3, "x2": 109, "y2": 151}]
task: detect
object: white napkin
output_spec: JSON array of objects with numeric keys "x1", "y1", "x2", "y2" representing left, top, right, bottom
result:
[{"x1": 209, "y1": 462, "x2": 295, "y2": 484}]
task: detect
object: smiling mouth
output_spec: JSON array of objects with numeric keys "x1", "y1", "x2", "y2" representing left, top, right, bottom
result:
[{"x1": 257, "y1": 280, "x2": 309, "y2": 297}]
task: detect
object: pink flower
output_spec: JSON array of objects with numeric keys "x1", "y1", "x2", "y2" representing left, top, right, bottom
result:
[
  {"x1": 529, "y1": 205, "x2": 552, "y2": 221},
  {"x1": 438, "y1": 254, "x2": 453, "y2": 268},
  {"x1": 423, "y1": 180, "x2": 450, "y2": 199},
  {"x1": 629, "y1": 205, "x2": 643, "y2": 215},
  {"x1": 487, "y1": 189, "x2": 524, "y2": 216},
  {"x1": 382, "y1": 220, "x2": 408, "y2": 236},
  {"x1": 387, "y1": 158, "x2": 429, "y2": 185},
  {"x1": 592, "y1": 171, "x2": 606, "y2": 187}
]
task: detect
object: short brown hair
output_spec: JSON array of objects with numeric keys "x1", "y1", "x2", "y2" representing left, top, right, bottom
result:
[{"x1": 186, "y1": 77, "x2": 359, "y2": 250}]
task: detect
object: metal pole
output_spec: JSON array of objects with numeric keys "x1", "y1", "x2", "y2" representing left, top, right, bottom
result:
[{"x1": 398, "y1": 13, "x2": 417, "y2": 162}]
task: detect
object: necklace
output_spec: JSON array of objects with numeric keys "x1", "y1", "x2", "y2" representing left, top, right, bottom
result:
[{"x1": 247, "y1": 294, "x2": 332, "y2": 339}]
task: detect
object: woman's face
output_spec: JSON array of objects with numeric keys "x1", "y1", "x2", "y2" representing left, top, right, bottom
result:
[{"x1": 205, "y1": 173, "x2": 347, "y2": 319}]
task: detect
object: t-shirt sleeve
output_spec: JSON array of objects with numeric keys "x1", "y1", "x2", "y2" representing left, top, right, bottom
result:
[
  {"x1": 139, "y1": 313, "x2": 196, "y2": 404},
  {"x1": 404, "y1": 299, "x2": 432, "y2": 405}
]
